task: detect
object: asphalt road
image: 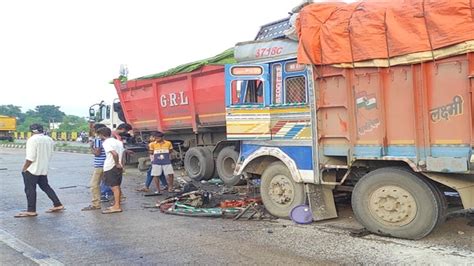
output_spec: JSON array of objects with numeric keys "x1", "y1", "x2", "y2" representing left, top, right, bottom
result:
[{"x1": 0, "y1": 148, "x2": 473, "y2": 265}]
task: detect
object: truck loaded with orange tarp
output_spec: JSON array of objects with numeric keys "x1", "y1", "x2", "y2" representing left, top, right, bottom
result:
[
  {"x1": 296, "y1": 0, "x2": 474, "y2": 66},
  {"x1": 223, "y1": 0, "x2": 473, "y2": 239}
]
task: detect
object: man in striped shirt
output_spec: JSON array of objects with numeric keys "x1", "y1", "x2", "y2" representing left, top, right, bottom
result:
[{"x1": 82, "y1": 123, "x2": 107, "y2": 211}]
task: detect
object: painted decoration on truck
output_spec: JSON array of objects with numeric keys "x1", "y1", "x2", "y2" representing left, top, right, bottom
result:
[
  {"x1": 355, "y1": 89, "x2": 381, "y2": 139},
  {"x1": 429, "y1": 95, "x2": 463, "y2": 123},
  {"x1": 358, "y1": 118, "x2": 380, "y2": 136},
  {"x1": 355, "y1": 91, "x2": 377, "y2": 110},
  {"x1": 271, "y1": 120, "x2": 311, "y2": 139},
  {"x1": 226, "y1": 107, "x2": 311, "y2": 140}
]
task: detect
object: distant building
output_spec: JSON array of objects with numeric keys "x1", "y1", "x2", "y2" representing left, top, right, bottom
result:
[{"x1": 49, "y1": 122, "x2": 61, "y2": 130}]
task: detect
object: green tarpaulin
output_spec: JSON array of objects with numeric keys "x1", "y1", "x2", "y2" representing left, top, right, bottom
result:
[{"x1": 133, "y1": 48, "x2": 235, "y2": 81}]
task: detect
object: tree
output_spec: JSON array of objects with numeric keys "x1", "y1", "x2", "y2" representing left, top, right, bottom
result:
[
  {"x1": 16, "y1": 116, "x2": 45, "y2": 132},
  {"x1": 29, "y1": 105, "x2": 65, "y2": 124},
  {"x1": 58, "y1": 115, "x2": 89, "y2": 132},
  {"x1": 0, "y1": 105, "x2": 25, "y2": 122}
]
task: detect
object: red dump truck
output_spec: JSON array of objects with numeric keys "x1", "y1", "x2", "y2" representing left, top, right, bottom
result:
[{"x1": 112, "y1": 50, "x2": 240, "y2": 183}]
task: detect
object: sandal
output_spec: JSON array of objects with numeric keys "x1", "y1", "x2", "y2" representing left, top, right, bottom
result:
[
  {"x1": 14, "y1": 212, "x2": 38, "y2": 218},
  {"x1": 46, "y1": 205, "x2": 65, "y2": 213},
  {"x1": 136, "y1": 187, "x2": 150, "y2": 192},
  {"x1": 81, "y1": 205, "x2": 101, "y2": 211},
  {"x1": 102, "y1": 208, "x2": 122, "y2": 214}
]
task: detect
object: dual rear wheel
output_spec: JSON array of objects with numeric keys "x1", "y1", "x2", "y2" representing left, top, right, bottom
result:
[
  {"x1": 184, "y1": 147, "x2": 214, "y2": 181},
  {"x1": 184, "y1": 146, "x2": 240, "y2": 185}
]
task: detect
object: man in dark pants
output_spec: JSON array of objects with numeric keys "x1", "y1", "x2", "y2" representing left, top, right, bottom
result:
[
  {"x1": 15, "y1": 124, "x2": 64, "y2": 218},
  {"x1": 97, "y1": 127, "x2": 125, "y2": 214}
]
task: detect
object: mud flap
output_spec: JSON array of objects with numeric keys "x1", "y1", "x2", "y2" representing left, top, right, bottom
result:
[{"x1": 306, "y1": 184, "x2": 338, "y2": 221}]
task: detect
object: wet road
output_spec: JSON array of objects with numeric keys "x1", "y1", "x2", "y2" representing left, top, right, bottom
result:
[{"x1": 1, "y1": 148, "x2": 473, "y2": 265}]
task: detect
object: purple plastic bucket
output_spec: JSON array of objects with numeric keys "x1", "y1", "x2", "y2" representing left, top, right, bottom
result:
[{"x1": 290, "y1": 204, "x2": 313, "y2": 224}]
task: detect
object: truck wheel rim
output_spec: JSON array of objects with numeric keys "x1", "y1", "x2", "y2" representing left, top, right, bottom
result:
[
  {"x1": 222, "y1": 156, "x2": 235, "y2": 177},
  {"x1": 368, "y1": 185, "x2": 417, "y2": 226},
  {"x1": 268, "y1": 174, "x2": 294, "y2": 205},
  {"x1": 189, "y1": 156, "x2": 201, "y2": 175}
]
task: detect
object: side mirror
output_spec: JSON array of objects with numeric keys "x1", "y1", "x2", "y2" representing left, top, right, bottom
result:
[{"x1": 89, "y1": 108, "x2": 95, "y2": 119}]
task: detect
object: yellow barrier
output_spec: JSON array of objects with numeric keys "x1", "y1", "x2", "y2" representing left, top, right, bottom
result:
[{"x1": 14, "y1": 131, "x2": 85, "y2": 141}]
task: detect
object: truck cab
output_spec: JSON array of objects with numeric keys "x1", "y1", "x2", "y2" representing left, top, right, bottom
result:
[
  {"x1": 88, "y1": 99, "x2": 125, "y2": 131},
  {"x1": 225, "y1": 37, "x2": 318, "y2": 219},
  {"x1": 88, "y1": 100, "x2": 148, "y2": 164}
]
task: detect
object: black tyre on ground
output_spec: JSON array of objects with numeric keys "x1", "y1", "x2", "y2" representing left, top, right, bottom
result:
[
  {"x1": 202, "y1": 146, "x2": 217, "y2": 180},
  {"x1": 216, "y1": 146, "x2": 241, "y2": 186},
  {"x1": 351, "y1": 167, "x2": 445, "y2": 240},
  {"x1": 396, "y1": 167, "x2": 448, "y2": 228},
  {"x1": 205, "y1": 146, "x2": 219, "y2": 180},
  {"x1": 184, "y1": 147, "x2": 214, "y2": 181},
  {"x1": 260, "y1": 161, "x2": 306, "y2": 218}
]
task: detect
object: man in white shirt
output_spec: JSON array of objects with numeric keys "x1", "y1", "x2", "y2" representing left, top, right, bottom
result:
[
  {"x1": 96, "y1": 127, "x2": 124, "y2": 214},
  {"x1": 15, "y1": 124, "x2": 64, "y2": 218}
]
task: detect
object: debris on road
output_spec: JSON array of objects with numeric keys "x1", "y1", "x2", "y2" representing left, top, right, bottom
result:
[
  {"x1": 290, "y1": 205, "x2": 313, "y2": 224},
  {"x1": 349, "y1": 228, "x2": 372, "y2": 238},
  {"x1": 59, "y1": 186, "x2": 78, "y2": 189},
  {"x1": 146, "y1": 178, "x2": 275, "y2": 221},
  {"x1": 207, "y1": 178, "x2": 224, "y2": 185}
]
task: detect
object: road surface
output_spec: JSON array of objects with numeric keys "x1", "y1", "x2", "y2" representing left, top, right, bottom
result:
[{"x1": 0, "y1": 148, "x2": 472, "y2": 265}]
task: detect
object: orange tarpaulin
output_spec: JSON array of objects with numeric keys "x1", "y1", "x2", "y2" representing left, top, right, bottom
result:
[{"x1": 296, "y1": 0, "x2": 474, "y2": 65}]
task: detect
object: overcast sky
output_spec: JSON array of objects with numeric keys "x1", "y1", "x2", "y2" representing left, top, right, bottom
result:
[{"x1": 0, "y1": 0, "x2": 303, "y2": 117}]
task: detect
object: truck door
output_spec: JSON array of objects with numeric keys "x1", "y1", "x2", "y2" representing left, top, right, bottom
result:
[{"x1": 225, "y1": 64, "x2": 271, "y2": 140}]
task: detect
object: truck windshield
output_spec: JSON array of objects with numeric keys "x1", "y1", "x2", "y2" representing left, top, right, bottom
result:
[{"x1": 231, "y1": 80, "x2": 264, "y2": 105}]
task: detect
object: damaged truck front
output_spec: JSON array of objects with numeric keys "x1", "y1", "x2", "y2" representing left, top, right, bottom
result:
[{"x1": 226, "y1": 1, "x2": 474, "y2": 239}]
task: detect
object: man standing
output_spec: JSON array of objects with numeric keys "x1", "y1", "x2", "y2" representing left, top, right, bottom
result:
[
  {"x1": 15, "y1": 124, "x2": 64, "y2": 218},
  {"x1": 149, "y1": 132, "x2": 176, "y2": 193},
  {"x1": 137, "y1": 133, "x2": 168, "y2": 193},
  {"x1": 97, "y1": 127, "x2": 125, "y2": 214},
  {"x1": 82, "y1": 123, "x2": 107, "y2": 211}
]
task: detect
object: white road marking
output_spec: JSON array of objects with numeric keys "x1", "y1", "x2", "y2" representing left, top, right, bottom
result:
[{"x1": 0, "y1": 228, "x2": 63, "y2": 265}]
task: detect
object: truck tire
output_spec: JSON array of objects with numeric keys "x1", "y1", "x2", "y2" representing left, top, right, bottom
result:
[
  {"x1": 395, "y1": 167, "x2": 447, "y2": 228},
  {"x1": 203, "y1": 146, "x2": 217, "y2": 180},
  {"x1": 216, "y1": 146, "x2": 240, "y2": 186},
  {"x1": 261, "y1": 161, "x2": 305, "y2": 218},
  {"x1": 184, "y1": 147, "x2": 214, "y2": 181},
  {"x1": 351, "y1": 167, "x2": 444, "y2": 240}
]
